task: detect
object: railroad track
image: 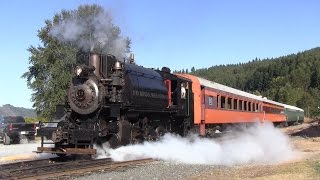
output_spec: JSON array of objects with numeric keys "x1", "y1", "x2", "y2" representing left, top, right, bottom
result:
[
  {"x1": 0, "y1": 157, "x2": 153, "y2": 179},
  {"x1": 0, "y1": 157, "x2": 72, "y2": 171}
]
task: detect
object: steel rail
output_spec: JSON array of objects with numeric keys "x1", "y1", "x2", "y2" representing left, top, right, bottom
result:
[{"x1": 1, "y1": 158, "x2": 153, "y2": 180}]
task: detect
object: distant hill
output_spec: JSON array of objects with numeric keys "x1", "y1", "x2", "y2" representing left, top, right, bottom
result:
[{"x1": 0, "y1": 104, "x2": 36, "y2": 118}]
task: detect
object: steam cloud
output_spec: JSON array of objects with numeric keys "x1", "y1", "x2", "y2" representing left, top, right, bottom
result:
[
  {"x1": 49, "y1": 10, "x2": 128, "y2": 58},
  {"x1": 95, "y1": 122, "x2": 296, "y2": 166}
]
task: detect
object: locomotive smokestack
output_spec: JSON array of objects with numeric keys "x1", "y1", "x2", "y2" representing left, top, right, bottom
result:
[{"x1": 89, "y1": 53, "x2": 101, "y2": 78}]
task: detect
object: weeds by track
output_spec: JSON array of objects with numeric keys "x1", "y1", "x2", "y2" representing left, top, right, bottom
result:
[{"x1": 0, "y1": 157, "x2": 153, "y2": 179}]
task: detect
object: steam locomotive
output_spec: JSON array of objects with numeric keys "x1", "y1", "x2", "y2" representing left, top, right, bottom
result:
[
  {"x1": 36, "y1": 53, "x2": 304, "y2": 156},
  {"x1": 37, "y1": 53, "x2": 193, "y2": 156}
]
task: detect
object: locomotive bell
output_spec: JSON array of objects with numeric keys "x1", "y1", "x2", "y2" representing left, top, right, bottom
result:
[{"x1": 113, "y1": 61, "x2": 122, "y2": 70}]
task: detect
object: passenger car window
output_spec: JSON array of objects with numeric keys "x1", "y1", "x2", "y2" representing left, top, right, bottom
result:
[{"x1": 208, "y1": 96, "x2": 213, "y2": 106}]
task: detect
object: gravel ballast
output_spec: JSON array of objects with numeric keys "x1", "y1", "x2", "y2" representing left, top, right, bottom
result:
[{"x1": 75, "y1": 160, "x2": 216, "y2": 180}]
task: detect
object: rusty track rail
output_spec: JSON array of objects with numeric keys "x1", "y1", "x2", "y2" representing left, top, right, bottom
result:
[
  {"x1": 0, "y1": 157, "x2": 71, "y2": 171},
  {"x1": 0, "y1": 158, "x2": 153, "y2": 179}
]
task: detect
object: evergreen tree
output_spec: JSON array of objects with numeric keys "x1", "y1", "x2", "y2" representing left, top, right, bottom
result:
[{"x1": 191, "y1": 66, "x2": 195, "y2": 73}]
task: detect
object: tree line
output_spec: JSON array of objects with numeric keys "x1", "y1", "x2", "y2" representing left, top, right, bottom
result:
[{"x1": 176, "y1": 48, "x2": 320, "y2": 117}]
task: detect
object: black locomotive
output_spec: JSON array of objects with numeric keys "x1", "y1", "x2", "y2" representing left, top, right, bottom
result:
[{"x1": 37, "y1": 53, "x2": 193, "y2": 156}]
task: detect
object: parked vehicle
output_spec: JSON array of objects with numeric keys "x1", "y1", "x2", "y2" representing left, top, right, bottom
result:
[{"x1": 0, "y1": 116, "x2": 36, "y2": 145}]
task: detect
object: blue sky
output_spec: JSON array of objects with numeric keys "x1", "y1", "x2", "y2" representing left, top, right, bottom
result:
[{"x1": 0, "y1": 0, "x2": 319, "y2": 108}]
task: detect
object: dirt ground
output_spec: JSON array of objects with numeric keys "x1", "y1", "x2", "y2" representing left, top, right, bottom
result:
[{"x1": 191, "y1": 120, "x2": 320, "y2": 180}]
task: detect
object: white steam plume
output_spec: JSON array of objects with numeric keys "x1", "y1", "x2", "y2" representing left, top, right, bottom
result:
[
  {"x1": 95, "y1": 122, "x2": 296, "y2": 166},
  {"x1": 49, "y1": 10, "x2": 128, "y2": 58}
]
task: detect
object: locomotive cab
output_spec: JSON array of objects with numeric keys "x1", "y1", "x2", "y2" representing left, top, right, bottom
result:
[
  {"x1": 158, "y1": 68, "x2": 192, "y2": 116},
  {"x1": 157, "y1": 69, "x2": 194, "y2": 136}
]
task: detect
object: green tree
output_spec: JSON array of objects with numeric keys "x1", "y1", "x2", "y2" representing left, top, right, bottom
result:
[
  {"x1": 297, "y1": 92, "x2": 315, "y2": 117},
  {"x1": 25, "y1": 117, "x2": 39, "y2": 123},
  {"x1": 190, "y1": 66, "x2": 195, "y2": 73},
  {"x1": 310, "y1": 61, "x2": 320, "y2": 88},
  {"x1": 22, "y1": 4, "x2": 130, "y2": 119}
]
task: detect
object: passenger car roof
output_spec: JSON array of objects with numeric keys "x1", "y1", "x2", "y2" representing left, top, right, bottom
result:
[{"x1": 197, "y1": 76, "x2": 300, "y2": 108}]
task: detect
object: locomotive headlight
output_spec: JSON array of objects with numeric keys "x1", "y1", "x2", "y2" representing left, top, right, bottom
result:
[{"x1": 75, "y1": 66, "x2": 83, "y2": 76}]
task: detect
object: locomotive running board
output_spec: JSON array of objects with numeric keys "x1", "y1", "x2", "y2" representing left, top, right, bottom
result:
[{"x1": 35, "y1": 147, "x2": 97, "y2": 155}]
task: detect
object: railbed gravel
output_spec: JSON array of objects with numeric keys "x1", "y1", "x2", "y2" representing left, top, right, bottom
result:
[{"x1": 74, "y1": 160, "x2": 218, "y2": 180}]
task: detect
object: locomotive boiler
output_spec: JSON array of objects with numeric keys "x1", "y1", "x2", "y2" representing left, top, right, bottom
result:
[{"x1": 37, "y1": 53, "x2": 193, "y2": 156}]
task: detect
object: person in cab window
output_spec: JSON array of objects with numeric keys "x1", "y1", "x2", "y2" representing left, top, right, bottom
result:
[{"x1": 181, "y1": 83, "x2": 186, "y2": 99}]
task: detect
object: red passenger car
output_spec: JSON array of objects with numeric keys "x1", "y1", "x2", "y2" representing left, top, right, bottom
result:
[{"x1": 177, "y1": 74, "x2": 286, "y2": 136}]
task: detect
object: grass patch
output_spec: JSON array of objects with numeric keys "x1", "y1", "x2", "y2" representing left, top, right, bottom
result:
[{"x1": 315, "y1": 161, "x2": 320, "y2": 174}]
